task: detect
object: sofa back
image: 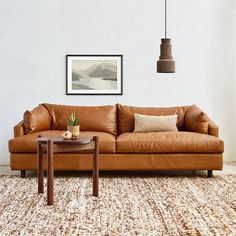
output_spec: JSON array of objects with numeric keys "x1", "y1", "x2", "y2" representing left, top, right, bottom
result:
[
  {"x1": 43, "y1": 104, "x2": 117, "y2": 135},
  {"x1": 117, "y1": 104, "x2": 189, "y2": 133},
  {"x1": 23, "y1": 105, "x2": 52, "y2": 134},
  {"x1": 23, "y1": 103, "x2": 191, "y2": 135}
]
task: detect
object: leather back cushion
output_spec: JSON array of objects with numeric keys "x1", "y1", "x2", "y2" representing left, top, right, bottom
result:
[
  {"x1": 43, "y1": 104, "x2": 117, "y2": 135},
  {"x1": 184, "y1": 105, "x2": 209, "y2": 134},
  {"x1": 23, "y1": 105, "x2": 51, "y2": 134},
  {"x1": 118, "y1": 104, "x2": 189, "y2": 133}
]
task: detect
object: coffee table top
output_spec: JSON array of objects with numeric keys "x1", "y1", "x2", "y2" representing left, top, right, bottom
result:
[{"x1": 36, "y1": 136, "x2": 93, "y2": 145}]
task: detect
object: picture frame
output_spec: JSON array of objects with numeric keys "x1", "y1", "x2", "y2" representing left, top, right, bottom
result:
[{"x1": 66, "y1": 55, "x2": 123, "y2": 95}]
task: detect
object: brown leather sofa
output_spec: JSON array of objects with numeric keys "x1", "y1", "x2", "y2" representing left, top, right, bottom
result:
[{"x1": 8, "y1": 103, "x2": 224, "y2": 177}]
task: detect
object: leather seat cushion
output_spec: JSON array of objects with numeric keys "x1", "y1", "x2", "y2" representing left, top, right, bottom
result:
[
  {"x1": 9, "y1": 131, "x2": 116, "y2": 154},
  {"x1": 116, "y1": 132, "x2": 224, "y2": 153}
]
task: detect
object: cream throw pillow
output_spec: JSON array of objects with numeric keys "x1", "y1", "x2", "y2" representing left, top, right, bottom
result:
[{"x1": 133, "y1": 113, "x2": 178, "y2": 133}]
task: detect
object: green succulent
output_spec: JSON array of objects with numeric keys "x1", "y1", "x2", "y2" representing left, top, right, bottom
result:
[{"x1": 67, "y1": 113, "x2": 80, "y2": 126}]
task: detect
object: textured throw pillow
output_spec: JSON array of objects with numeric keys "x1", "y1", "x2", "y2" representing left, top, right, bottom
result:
[
  {"x1": 133, "y1": 113, "x2": 178, "y2": 133},
  {"x1": 184, "y1": 105, "x2": 209, "y2": 134},
  {"x1": 23, "y1": 105, "x2": 51, "y2": 134}
]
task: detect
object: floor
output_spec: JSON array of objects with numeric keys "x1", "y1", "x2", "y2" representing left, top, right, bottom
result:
[{"x1": 0, "y1": 161, "x2": 236, "y2": 176}]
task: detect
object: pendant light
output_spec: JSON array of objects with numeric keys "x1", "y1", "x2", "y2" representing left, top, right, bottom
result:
[{"x1": 157, "y1": 0, "x2": 175, "y2": 73}]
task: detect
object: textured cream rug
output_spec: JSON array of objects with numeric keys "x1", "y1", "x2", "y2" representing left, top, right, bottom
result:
[{"x1": 0, "y1": 175, "x2": 236, "y2": 236}]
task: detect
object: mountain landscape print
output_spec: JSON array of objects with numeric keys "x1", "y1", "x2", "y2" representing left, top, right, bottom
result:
[
  {"x1": 66, "y1": 55, "x2": 123, "y2": 95},
  {"x1": 72, "y1": 61, "x2": 117, "y2": 90}
]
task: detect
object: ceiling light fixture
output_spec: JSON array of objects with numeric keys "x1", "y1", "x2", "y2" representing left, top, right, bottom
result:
[{"x1": 157, "y1": 0, "x2": 175, "y2": 73}]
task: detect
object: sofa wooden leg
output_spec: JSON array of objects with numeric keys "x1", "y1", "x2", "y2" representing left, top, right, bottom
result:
[
  {"x1": 20, "y1": 170, "x2": 26, "y2": 178},
  {"x1": 207, "y1": 170, "x2": 213, "y2": 178}
]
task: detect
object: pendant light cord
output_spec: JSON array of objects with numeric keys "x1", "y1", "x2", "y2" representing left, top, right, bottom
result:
[{"x1": 165, "y1": 0, "x2": 167, "y2": 38}]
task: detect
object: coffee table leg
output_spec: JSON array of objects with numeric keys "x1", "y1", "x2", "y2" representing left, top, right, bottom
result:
[
  {"x1": 93, "y1": 136, "x2": 99, "y2": 197},
  {"x1": 47, "y1": 139, "x2": 54, "y2": 206},
  {"x1": 38, "y1": 143, "x2": 44, "y2": 194}
]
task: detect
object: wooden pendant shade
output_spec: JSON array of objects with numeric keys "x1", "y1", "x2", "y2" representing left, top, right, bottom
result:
[
  {"x1": 157, "y1": 0, "x2": 175, "y2": 73},
  {"x1": 157, "y1": 38, "x2": 175, "y2": 73}
]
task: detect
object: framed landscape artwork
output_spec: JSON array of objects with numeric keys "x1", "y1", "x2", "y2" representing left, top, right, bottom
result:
[{"x1": 66, "y1": 55, "x2": 123, "y2": 95}]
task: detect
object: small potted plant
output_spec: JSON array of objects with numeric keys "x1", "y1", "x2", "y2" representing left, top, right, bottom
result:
[{"x1": 67, "y1": 113, "x2": 80, "y2": 139}]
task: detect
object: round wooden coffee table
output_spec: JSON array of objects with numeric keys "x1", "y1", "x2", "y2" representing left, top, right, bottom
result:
[{"x1": 36, "y1": 136, "x2": 99, "y2": 206}]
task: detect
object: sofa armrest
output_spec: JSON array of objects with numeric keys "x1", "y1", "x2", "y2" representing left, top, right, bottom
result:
[
  {"x1": 208, "y1": 118, "x2": 219, "y2": 137},
  {"x1": 14, "y1": 121, "x2": 25, "y2": 137}
]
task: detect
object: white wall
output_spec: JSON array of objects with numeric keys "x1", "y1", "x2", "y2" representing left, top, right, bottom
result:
[{"x1": 0, "y1": 0, "x2": 235, "y2": 164}]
